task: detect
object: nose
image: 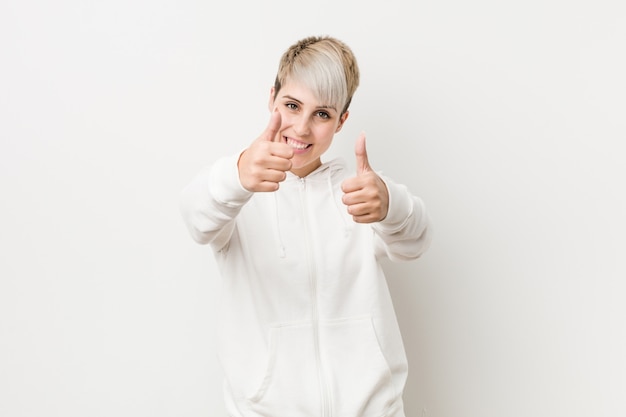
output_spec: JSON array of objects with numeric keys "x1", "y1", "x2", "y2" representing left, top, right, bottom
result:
[{"x1": 292, "y1": 113, "x2": 311, "y2": 137}]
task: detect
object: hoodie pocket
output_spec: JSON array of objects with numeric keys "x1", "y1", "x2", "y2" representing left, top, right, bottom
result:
[
  {"x1": 321, "y1": 317, "x2": 396, "y2": 417},
  {"x1": 247, "y1": 318, "x2": 396, "y2": 417},
  {"x1": 247, "y1": 323, "x2": 320, "y2": 417}
]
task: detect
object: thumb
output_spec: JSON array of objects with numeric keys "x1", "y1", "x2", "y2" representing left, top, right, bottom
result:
[
  {"x1": 355, "y1": 132, "x2": 371, "y2": 175},
  {"x1": 261, "y1": 109, "x2": 282, "y2": 142}
]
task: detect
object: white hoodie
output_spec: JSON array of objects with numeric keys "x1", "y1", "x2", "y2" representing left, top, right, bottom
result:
[{"x1": 180, "y1": 154, "x2": 432, "y2": 417}]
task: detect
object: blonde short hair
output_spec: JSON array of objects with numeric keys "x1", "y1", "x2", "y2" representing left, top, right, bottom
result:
[{"x1": 274, "y1": 36, "x2": 360, "y2": 115}]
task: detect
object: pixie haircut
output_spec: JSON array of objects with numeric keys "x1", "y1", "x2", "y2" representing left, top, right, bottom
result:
[{"x1": 274, "y1": 36, "x2": 360, "y2": 116}]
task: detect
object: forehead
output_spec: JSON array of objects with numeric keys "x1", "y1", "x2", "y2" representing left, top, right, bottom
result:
[{"x1": 277, "y1": 80, "x2": 336, "y2": 109}]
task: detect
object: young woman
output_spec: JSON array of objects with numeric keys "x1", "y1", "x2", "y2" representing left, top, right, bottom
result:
[{"x1": 180, "y1": 35, "x2": 432, "y2": 417}]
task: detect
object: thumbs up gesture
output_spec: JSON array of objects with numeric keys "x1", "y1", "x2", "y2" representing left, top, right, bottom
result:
[
  {"x1": 341, "y1": 133, "x2": 389, "y2": 223},
  {"x1": 238, "y1": 110, "x2": 294, "y2": 192}
]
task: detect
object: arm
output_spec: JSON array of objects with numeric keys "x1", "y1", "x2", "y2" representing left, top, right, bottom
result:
[
  {"x1": 180, "y1": 110, "x2": 293, "y2": 250},
  {"x1": 371, "y1": 176, "x2": 433, "y2": 261},
  {"x1": 179, "y1": 154, "x2": 253, "y2": 249},
  {"x1": 341, "y1": 133, "x2": 432, "y2": 261}
]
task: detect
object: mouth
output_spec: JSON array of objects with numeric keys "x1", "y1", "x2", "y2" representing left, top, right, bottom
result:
[{"x1": 284, "y1": 136, "x2": 312, "y2": 151}]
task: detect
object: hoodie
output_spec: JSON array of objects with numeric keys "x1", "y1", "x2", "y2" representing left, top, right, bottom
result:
[{"x1": 180, "y1": 154, "x2": 432, "y2": 417}]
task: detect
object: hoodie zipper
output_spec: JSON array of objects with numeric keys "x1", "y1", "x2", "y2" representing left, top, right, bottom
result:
[{"x1": 299, "y1": 177, "x2": 331, "y2": 417}]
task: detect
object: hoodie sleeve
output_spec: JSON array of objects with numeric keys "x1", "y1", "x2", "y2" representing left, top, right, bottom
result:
[
  {"x1": 179, "y1": 154, "x2": 253, "y2": 250},
  {"x1": 371, "y1": 175, "x2": 433, "y2": 261}
]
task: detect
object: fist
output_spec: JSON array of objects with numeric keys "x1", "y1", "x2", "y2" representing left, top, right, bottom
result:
[
  {"x1": 238, "y1": 110, "x2": 294, "y2": 192},
  {"x1": 341, "y1": 133, "x2": 389, "y2": 223}
]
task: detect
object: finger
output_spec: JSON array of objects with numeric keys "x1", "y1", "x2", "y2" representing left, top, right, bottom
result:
[
  {"x1": 266, "y1": 153, "x2": 293, "y2": 171},
  {"x1": 351, "y1": 213, "x2": 379, "y2": 224},
  {"x1": 346, "y1": 201, "x2": 369, "y2": 215},
  {"x1": 347, "y1": 200, "x2": 385, "y2": 223},
  {"x1": 342, "y1": 190, "x2": 360, "y2": 206},
  {"x1": 261, "y1": 109, "x2": 282, "y2": 142},
  {"x1": 341, "y1": 175, "x2": 368, "y2": 195},
  {"x1": 355, "y1": 132, "x2": 371, "y2": 175},
  {"x1": 256, "y1": 181, "x2": 281, "y2": 192},
  {"x1": 346, "y1": 202, "x2": 380, "y2": 223},
  {"x1": 268, "y1": 142, "x2": 294, "y2": 161}
]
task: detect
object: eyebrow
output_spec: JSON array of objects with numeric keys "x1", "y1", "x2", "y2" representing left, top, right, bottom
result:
[{"x1": 281, "y1": 95, "x2": 337, "y2": 111}]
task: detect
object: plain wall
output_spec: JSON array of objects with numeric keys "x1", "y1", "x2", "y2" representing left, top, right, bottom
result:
[{"x1": 1, "y1": 1, "x2": 624, "y2": 416}]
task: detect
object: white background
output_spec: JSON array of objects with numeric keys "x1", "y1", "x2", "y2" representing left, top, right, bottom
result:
[{"x1": 1, "y1": 1, "x2": 625, "y2": 416}]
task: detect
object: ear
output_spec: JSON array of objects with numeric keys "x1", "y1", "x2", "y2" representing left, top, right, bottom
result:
[
  {"x1": 267, "y1": 87, "x2": 276, "y2": 112},
  {"x1": 335, "y1": 110, "x2": 350, "y2": 133}
]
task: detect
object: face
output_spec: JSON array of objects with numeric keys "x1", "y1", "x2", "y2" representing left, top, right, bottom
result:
[{"x1": 269, "y1": 80, "x2": 349, "y2": 178}]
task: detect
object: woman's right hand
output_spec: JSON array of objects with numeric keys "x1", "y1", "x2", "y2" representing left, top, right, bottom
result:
[{"x1": 238, "y1": 110, "x2": 294, "y2": 192}]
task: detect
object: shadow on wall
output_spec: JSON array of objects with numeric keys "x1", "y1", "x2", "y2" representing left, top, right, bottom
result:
[{"x1": 382, "y1": 258, "x2": 436, "y2": 414}]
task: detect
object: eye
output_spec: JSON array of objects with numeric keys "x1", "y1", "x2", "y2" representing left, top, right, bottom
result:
[
  {"x1": 316, "y1": 111, "x2": 331, "y2": 120},
  {"x1": 285, "y1": 102, "x2": 298, "y2": 111}
]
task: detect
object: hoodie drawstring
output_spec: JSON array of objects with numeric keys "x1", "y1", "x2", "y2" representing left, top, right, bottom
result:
[
  {"x1": 327, "y1": 169, "x2": 351, "y2": 238},
  {"x1": 273, "y1": 192, "x2": 287, "y2": 258}
]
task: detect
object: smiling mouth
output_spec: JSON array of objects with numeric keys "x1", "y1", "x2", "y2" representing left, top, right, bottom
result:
[{"x1": 285, "y1": 137, "x2": 311, "y2": 150}]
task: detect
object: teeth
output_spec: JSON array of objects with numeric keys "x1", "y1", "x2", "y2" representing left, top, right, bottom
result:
[{"x1": 286, "y1": 138, "x2": 309, "y2": 150}]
